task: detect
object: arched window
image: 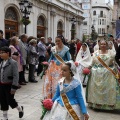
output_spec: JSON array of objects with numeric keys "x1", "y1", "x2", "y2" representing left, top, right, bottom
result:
[
  {"x1": 5, "y1": 7, "x2": 18, "y2": 39},
  {"x1": 5, "y1": 7, "x2": 18, "y2": 21},
  {"x1": 93, "y1": 11, "x2": 96, "y2": 15},
  {"x1": 57, "y1": 21, "x2": 63, "y2": 36},
  {"x1": 37, "y1": 16, "x2": 46, "y2": 38},
  {"x1": 37, "y1": 16, "x2": 45, "y2": 26}
]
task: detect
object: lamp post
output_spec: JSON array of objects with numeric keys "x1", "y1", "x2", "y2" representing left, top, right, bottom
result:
[
  {"x1": 19, "y1": 0, "x2": 32, "y2": 34},
  {"x1": 91, "y1": 24, "x2": 98, "y2": 41},
  {"x1": 69, "y1": 17, "x2": 77, "y2": 39}
]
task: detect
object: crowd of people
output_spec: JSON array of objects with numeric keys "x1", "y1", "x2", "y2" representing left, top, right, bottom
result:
[{"x1": 0, "y1": 28, "x2": 120, "y2": 120}]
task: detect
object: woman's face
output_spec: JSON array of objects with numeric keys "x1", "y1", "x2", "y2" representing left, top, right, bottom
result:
[
  {"x1": 82, "y1": 44, "x2": 87, "y2": 52},
  {"x1": 100, "y1": 41, "x2": 107, "y2": 50},
  {"x1": 61, "y1": 64, "x2": 71, "y2": 78},
  {"x1": 55, "y1": 38, "x2": 62, "y2": 46}
]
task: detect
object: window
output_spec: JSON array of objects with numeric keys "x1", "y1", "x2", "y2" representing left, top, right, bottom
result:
[
  {"x1": 83, "y1": 29, "x2": 87, "y2": 34},
  {"x1": 102, "y1": 19, "x2": 104, "y2": 25},
  {"x1": 98, "y1": 28, "x2": 101, "y2": 34},
  {"x1": 83, "y1": 21, "x2": 87, "y2": 25},
  {"x1": 37, "y1": 16, "x2": 45, "y2": 26},
  {"x1": 93, "y1": 11, "x2": 96, "y2": 15},
  {"x1": 102, "y1": 28, "x2": 105, "y2": 34},
  {"x1": 5, "y1": 7, "x2": 18, "y2": 21},
  {"x1": 100, "y1": 19, "x2": 101, "y2": 25},
  {"x1": 100, "y1": 11, "x2": 103, "y2": 17}
]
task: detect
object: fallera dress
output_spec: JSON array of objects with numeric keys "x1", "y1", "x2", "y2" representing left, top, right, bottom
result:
[
  {"x1": 43, "y1": 78, "x2": 87, "y2": 120},
  {"x1": 43, "y1": 45, "x2": 71, "y2": 99},
  {"x1": 86, "y1": 50, "x2": 120, "y2": 110}
]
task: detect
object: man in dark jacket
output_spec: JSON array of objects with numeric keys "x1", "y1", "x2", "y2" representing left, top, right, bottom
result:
[
  {"x1": 0, "y1": 30, "x2": 9, "y2": 63},
  {"x1": 115, "y1": 45, "x2": 120, "y2": 66}
]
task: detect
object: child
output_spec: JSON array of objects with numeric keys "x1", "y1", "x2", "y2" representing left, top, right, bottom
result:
[
  {"x1": 43, "y1": 61, "x2": 89, "y2": 120},
  {"x1": 0, "y1": 46, "x2": 24, "y2": 120}
]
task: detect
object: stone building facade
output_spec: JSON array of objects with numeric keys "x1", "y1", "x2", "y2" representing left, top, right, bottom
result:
[{"x1": 0, "y1": 0, "x2": 84, "y2": 42}]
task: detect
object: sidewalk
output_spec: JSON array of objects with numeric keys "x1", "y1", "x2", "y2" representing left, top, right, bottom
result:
[
  {"x1": 0, "y1": 73, "x2": 43, "y2": 120},
  {"x1": 0, "y1": 74, "x2": 120, "y2": 120}
]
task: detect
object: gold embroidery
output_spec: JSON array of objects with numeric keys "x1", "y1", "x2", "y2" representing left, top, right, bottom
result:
[{"x1": 61, "y1": 94, "x2": 80, "y2": 120}]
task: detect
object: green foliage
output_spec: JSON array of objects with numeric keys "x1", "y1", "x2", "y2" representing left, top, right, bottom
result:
[
  {"x1": 91, "y1": 31, "x2": 98, "y2": 41},
  {"x1": 82, "y1": 34, "x2": 87, "y2": 42},
  {"x1": 20, "y1": 18, "x2": 31, "y2": 25}
]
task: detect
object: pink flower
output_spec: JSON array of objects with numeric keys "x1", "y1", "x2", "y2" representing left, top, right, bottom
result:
[
  {"x1": 41, "y1": 62, "x2": 49, "y2": 66},
  {"x1": 74, "y1": 62, "x2": 79, "y2": 67},
  {"x1": 83, "y1": 68, "x2": 90, "y2": 75},
  {"x1": 42, "y1": 99, "x2": 53, "y2": 110}
]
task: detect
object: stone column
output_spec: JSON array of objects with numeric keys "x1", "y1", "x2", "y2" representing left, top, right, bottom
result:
[{"x1": 0, "y1": 0, "x2": 5, "y2": 32}]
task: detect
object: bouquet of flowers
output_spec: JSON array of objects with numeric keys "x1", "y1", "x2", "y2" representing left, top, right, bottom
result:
[
  {"x1": 40, "y1": 99, "x2": 53, "y2": 120},
  {"x1": 82, "y1": 68, "x2": 90, "y2": 84}
]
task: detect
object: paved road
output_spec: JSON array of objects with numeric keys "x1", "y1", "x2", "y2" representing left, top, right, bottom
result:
[{"x1": 0, "y1": 73, "x2": 120, "y2": 120}]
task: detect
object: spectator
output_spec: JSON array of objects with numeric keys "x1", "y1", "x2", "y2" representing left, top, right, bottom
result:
[
  {"x1": 28, "y1": 39, "x2": 38, "y2": 83},
  {"x1": 18, "y1": 34, "x2": 28, "y2": 84},
  {"x1": 109, "y1": 35, "x2": 118, "y2": 51},
  {"x1": 37, "y1": 37, "x2": 47, "y2": 76},
  {"x1": 0, "y1": 30, "x2": 9, "y2": 63},
  {"x1": 46, "y1": 37, "x2": 55, "y2": 59}
]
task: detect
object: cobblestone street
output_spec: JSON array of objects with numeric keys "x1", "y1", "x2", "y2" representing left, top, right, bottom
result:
[{"x1": 0, "y1": 73, "x2": 120, "y2": 120}]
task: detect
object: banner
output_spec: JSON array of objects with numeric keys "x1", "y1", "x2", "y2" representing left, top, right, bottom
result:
[{"x1": 116, "y1": 20, "x2": 120, "y2": 38}]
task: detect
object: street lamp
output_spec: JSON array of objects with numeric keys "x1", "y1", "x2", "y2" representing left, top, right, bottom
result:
[
  {"x1": 69, "y1": 17, "x2": 78, "y2": 39},
  {"x1": 91, "y1": 25, "x2": 95, "y2": 32},
  {"x1": 19, "y1": 0, "x2": 32, "y2": 33}
]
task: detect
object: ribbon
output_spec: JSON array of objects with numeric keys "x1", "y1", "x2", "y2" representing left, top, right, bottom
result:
[{"x1": 97, "y1": 56, "x2": 120, "y2": 79}]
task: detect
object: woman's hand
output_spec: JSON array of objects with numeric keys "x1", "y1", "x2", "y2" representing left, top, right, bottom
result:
[
  {"x1": 88, "y1": 66, "x2": 92, "y2": 69},
  {"x1": 84, "y1": 113, "x2": 89, "y2": 120}
]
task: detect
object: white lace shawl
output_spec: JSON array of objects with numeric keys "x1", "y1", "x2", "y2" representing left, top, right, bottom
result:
[{"x1": 76, "y1": 43, "x2": 92, "y2": 68}]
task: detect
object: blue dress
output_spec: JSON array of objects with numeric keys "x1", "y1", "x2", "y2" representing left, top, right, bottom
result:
[
  {"x1": 43, "y1": 45, "x2": 71, "y2": 99},
  {"x1": 43, "y1": 78, "x2": 87, "y2": 120}
]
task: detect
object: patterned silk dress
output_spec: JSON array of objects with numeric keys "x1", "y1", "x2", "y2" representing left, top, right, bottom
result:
[{"x1": 86, "y1": 50, "x2": 120, "y2": 110}]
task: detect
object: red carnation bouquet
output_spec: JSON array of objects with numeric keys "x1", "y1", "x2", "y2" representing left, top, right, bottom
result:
[
  {"x1": 40, "y1": 99, "x2": 53, "y2": 120},
  {"x1": 82, "y1": 68, "x2": 90, "y2": 84}
]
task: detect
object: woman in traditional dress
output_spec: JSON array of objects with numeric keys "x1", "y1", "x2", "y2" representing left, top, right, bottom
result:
[
  {"x1": 108, "y1": 40, "x2": 116, "y2": 54},
  {"x1": 93, "y1": 40, "x2": 100, "y2": 52},
  {"x1": 75, "y1": 43, "x2": 92, "y2": 86},
  {"x1": 86, "y1": 40, "x2": 120, "y2": 110},
  {"x1": 43, "y1": 35, "x2": 71, "y2": 99},
  {"x1": 43, "y1": 61, "x2": 89, "y2": 120}
]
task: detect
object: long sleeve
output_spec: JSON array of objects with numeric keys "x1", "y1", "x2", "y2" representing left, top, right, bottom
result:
[
  {"x1": 48, "y1": 53, "x2": 54, "y2": 63},
  {"x1": 11, "y1": 61, "x2": 19, "y2": 91},
  {"x1": 75, "y1": 85, "x2": 87, "y2": 114},
  {"x1": 65, "y1": 51, "x2": 71, "y2": 61},
  {"x1": 38, "y1": 42, "x2": 46, "y2": 51},
  {"x1": 52, "y1": 84, "x2": 60, "y2": 102}
]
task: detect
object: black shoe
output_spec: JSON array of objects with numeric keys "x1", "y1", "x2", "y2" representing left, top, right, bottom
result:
[
  {"x1": 29, "y1": 80, "x2": 38, "y2": 83},
  {"x1": 19, "y1": 82, "x2": 26, "y2": 85},
  {"x1": 19, "y1": 106, "x2": 24, "y2": 118},
  {"x1": 24, "y1": 81, "x2": 28, "y2": 83}
]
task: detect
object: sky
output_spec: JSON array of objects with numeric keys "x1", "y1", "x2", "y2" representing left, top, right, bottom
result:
[{"x1": 105, "y1": 0, "x2": 113, "y2": 5}]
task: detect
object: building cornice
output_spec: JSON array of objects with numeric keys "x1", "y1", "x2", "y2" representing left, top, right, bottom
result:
[{"x1": 36, "y1": 0, "x2": 84, "y2": 19}]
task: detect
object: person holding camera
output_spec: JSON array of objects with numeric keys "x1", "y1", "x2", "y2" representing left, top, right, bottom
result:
[{"x1": 9, "y1": 36, "x2": 24, "y2": 86}]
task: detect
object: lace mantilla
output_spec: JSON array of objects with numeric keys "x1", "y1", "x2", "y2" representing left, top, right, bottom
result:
[
  {"x1": 51, "y1": 45, "x2": 69, "y2": 58},
  {"x1": 59, "y1": 78, "x2": 80, "y2": 94}
]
